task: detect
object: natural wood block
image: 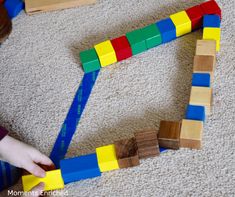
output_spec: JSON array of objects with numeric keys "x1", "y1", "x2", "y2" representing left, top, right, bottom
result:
[
  {"x1": 195, "y1": 40, "x2": 216, "y2": 58},
  {"x1": 189, "y1": 86, "x2": 212, "y2": 115},
  {"x1": 180, "y1": 119, "x2": 203, "y2": 149},
  {"x1": 25, "y1": 0, "x2": 96, "y2": 15},
  {"x1": 114, "y1": 137, "x2": 139, "y2": 168},
  {"x1": 158, "y1": 121, "x2": 181, "y2": 150},
  {"x1": 134, "y1": 129, "x2": 160, "y2": 159}
]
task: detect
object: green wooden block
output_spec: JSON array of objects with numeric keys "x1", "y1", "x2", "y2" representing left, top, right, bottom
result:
[
  {"x1": 80, "y1": 48, "x2": 101, "y2": 73},
  {"x1": 141, "y1": 24, "x2": 162, "y2": 49},
  {"x1": 126, "y1": 29, "x2": 147, "y2": 55}
]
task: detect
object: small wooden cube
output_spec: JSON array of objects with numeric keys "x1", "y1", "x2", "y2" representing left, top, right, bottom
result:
[
  {"x1": 114, "y1": 137, "x2": 139, "y2": 168},
  {"x1": 134, "y1": 129, "x2": 160, "y2": 159},
  {"x1": 203, "y1": 27, "x2": 221, "y2": 51},
  {"x1": 195, "y1": 40, "x2": 216, "y2": 58},
  {"x1": 189, "y1": 86, "x2": 212, "y2": 115},
  {"x1": 180, "y1": 119, "x2": 203, "y2": 149},
  {"x1": 158, "y1": 121, "x2": 181, "y2": 150}
]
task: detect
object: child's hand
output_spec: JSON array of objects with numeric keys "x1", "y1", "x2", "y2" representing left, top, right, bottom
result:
[
  {"x1": 0, "y1": 135, "x2": 53, "y2": 177},
  {"x1": 23, "y1": 182, "x2": 44, "y2": 197}
]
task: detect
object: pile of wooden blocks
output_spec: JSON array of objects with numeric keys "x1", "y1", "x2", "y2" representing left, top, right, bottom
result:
[{"x1": 22, "y1": 0, "x2": 221, "y2": 192}]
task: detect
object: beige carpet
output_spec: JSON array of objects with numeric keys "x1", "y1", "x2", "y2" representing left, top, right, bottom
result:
[{"x1": 0, "y1": 0, "x2": 235, "y2": 196}]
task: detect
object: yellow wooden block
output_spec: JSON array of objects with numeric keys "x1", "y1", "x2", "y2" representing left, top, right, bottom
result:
[
  {"x1": 203, "y1": 27, "x2": 221, "y2": 51},
  {"x1": 189, "y1": 86, "x2": 212, "y2": 115},
  {"x1": 195, "y1": 40, "x2": 216, "y2": 58},
  {"x1": 22, "y1": 169, "x2": 64, "y2": 192},
  {"x1": 96, "y1": 144, "x2": 119, "y2": 172},
  {"x1": 180, "y1": 119, "x2": 203, "y2": 149},
  {"x1": 94, "y1": 40, "x2": 117, "y2": 67},
  {"x1": 170, "y1": 11, "x2": 191, "y2": 37}
]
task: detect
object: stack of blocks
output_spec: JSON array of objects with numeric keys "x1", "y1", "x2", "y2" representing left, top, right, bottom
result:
[{"x1": 22, "y1": 0, "x2": 222, "y2": 192}]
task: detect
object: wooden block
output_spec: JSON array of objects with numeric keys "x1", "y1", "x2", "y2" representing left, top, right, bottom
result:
[
  {"x1": 157, "y1": 120, "x2": 181, "y2": 150},
  {"x1": 195, "y1": 40, "x2": 216, "y2": 58},
  {"x1": 186, "y1": 5, "x2": 204, "y2": 30},
  {"x1": 156, "y1": 18, "x2": 176, "y2": 43},
  {"x1": 192, "y1": 73, "x2": 211, "y2": 87},
  {"x1": 25, "y1": 0, "x2": 96, "y2": 15},
  {"x1": 96, "y1": 144, "x2": 119, "y2": 172},
  {"x1": 170, "y1": 11, "x2": 192, "y2": 37},
  {"x1": 134, "y1": 129, "x2": 160, "y2": 159},
  {"x1": 114, "y1": 137, "x2": 139, "y2": 168},
  {"x1": 189, "y1": 86, "x2": 212, "y2": 115},
  {"x1": 180, "y1": 119, "x2": 203, "y2": 149},
  {"x1": 203, "y1": 15, "x2": 221, "y2": 28},
  {"x1": 22, "y1": 169, "x2": 64, "y2": 192},
  {"x1": 200, "y1": 0, "x2": 222, "y2": 19},
  {"x1": 185, "y1": 104, "x2": 206, "y2": 122},
  {"x1": 94, "y1": 40, "x2": 117, "y2": 67},
  {"x1": 203, "y1": 27, "x2": 221, "y2": 51}
]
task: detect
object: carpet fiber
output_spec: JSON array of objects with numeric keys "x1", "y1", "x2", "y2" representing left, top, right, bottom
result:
[{"x1": 0, "y1": 0, "x2": 235, "y2": 196}]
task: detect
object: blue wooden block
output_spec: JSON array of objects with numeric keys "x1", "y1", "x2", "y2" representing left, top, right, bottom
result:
[
  {"x1": 192, "y1": 73, "x2": 210, "y2": 87},
  {"x1": 203, "y1": 15, "x2": 221, "y2": 28},
  {"x1": 185, "y1": 105, "x2": 206, "y2": 122},
  {"x1": 60, "y1": 153, "x2": 101, "y2": 184},
  {"x1": 4, "y1": 0, "x2": 24, "y2": 19},
  {"x1": 156, "y1": 18, "x2": 176, "y2": 43}
]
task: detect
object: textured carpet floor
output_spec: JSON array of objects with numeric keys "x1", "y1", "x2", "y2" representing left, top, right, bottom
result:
[{"x1": 0, "y1": 0, "x2": 235, "y2": 196}]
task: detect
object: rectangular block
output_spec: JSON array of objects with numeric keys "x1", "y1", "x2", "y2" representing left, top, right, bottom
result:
[
  {"x1": 156, "y1": 18, "x2": 176, "y2": 43},
  {"x1": 189, "y1": 86, "x2": 212, "y2": 115},
  {"x1": 134, "y1": 129, "x2": 160, "y2": 159},
  {"x1": 126, "y1": 29, "x2": 147, "y2": 55},
  {"x1": 186, "y1": 5, "x2": 204, "y2": 30},
  {"x1": 203, "y1": 14, "x2": 221, "y2": 28},
  {"x1": 180, "y1": 119, "x2": 203, "y2": 149},
  {"x1": 203, "y1": 27, "x2": 221, "y2": 51},
  {"x1": 141, "y1": 24, "x2": 162, "y2": 49},
  {"x1": 111, "y1": 36, "x2": 132, "y2": 61},
  {"x1": 200, "y1": 0, "x2": 222, "y2": 18},
  {"x1": 114, "y1": 137, "x2": 139, "y2": 168},
  {"x1": 60, "y1": 153, "x2": 101, "y2": 184},
  {"x1": 195, "y1": 40, "x2": 216, "y2": 58},
  {"x1": 80, "y1": 48, "x2": 101, "y2": 73},
  {"x1": 157, "y1": 121, "x2": 181, "y2": 150},
  {"x1": 96, "y1": 144, "x2": 119, "y2": 172},
  {"x1": 192, "y1": 73, "x2": 210, "y2": 87},
  {"x1": 94, "y1": 40, "x2": 117, "y2": 67},
  {"x1": 22, "y1": 170, "x2": 64, "y2": 192},
  {"x1": 185, "y1": 104, "x2": 206, "y2": 122},
  {"x1": 170, "y1": 11, "x2": 191, "y2": 37}
]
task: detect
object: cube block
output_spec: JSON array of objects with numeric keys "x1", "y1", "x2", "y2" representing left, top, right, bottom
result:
[
  {"x1": 186, "y1": 5, "x2": 204, "y2": 30},
  {"x1": 60, "y1": 153, "x2": 101, "y2": 184},
  {"x1": 111, "y1": 36, "x2": 132, "y2": 61},
  {"x1": 156, "y1": 18, "x2": 176, "y2": 43},
  {"x1": 200, "y1": 0, "x2": 222, "y2": 18},
  {"x1": 203, "y1": 27, "x2": 221, "y2": 51},
  {"x1": 170, "y1": 11, "x2": 191, "y2": 37},
  {"x1": 96, "y1": 144, "x2": 119, "y2": 172},
  {"x1": 80, "y1": 48, "x2": 101, "y2": 73},
  {"x1": 180, "y1": 119, "x2": 203, "y2": 149},
  {"x1": 141, "y1": 24, "x2": 162, "y2": 49},
  {"x1": 94, "y1": 40, "x2": 117, "y2": 67},
  {"x1": 185, "y1": 105, "x2": 206, "y2": 122},
  {"x1": 203, "y1": 14, "x2": 221, "y2": 28},
  {"x1": 195, "y1": 40, "x2": 216, "y2": 58},
  {"x1": 157, "y1": 121, "x2": 181, "y2": 150},
  {"x1": 4, "y1": 0, "x2": 24, "y2": 19},
  {"x1": 22, "y1": 170, "x2": 64, "y2": 192},
  {"x1": 114, "y1": 137, "x2": 139, "y2": 168},
  {"x1": 192, "y1": 73, "x2": 211, "y2": 87}
]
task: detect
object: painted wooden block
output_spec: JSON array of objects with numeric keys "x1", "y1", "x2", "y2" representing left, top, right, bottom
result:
[
  {"x1": 170, "y1": 11, "x2": 191, "y2": 37},
  {"x1": 126, "y1": 29, "x2": 147, "y2": 55},
  {"x1": 180, "y1": 119, "x2": 203, "y2": 149},
  {"x1": 96, "y1": 144, "x2": 119, "y2": 172},
  {"x1": 141, "y1": 24, "x2": 162, "y2": 49},
  {"x1": 94, "y1": 40, "x2": 117, "y2": 67},
  {"x1": 60, "y1": 153, "x2": 101, "y2": 184},
  {"x1": 134, "y1": 129, "x2": 160, "y2": 159},
  {"x1": 114, "y1": 137, "x2": 139, "y2": 168},
  {"x1": 22, "y1": 170, "x2": 64, "y2": 192},
  {"x1": 111, "y1": 36, "x2": 132, "y2": 61},
  {"x1": 189, "y1": 86, "x2": 212, "y2": 115},
  {"x1": 186, "y1": 5, "x2": 204, "y2": 30},
  {"x1": 195, "y1": 40, "x2": 216, "y2": 58},
  {"x1": 203, "y1": 14, "x2": 221, "y2": 28},
  {"x1": 192, "y1": 73, "x2": 210, "y2": 87},
  {"x1": 157, "y1": 120, "x2": 181, "y2": 150},
  {"x1": 200, "y1": 0, "x2": 222, "y2": 19},
  {"x1": 203, "y1": 27, "x2": 221, "y2": 51},
  {"x1": 80, "y1": 48, "x2": 101, "y2": 73},
  {"x1": 4, "y1": 0, "x2": 24, "y2": 19},
  {"x1": 156, "y1": 18, "x2": 176, "y2": 43},
  {"x1": 185, "y1": 104, "x2": 206, "y2": 122}
]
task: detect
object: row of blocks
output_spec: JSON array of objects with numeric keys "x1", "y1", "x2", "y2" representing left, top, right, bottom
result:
[{"x1": 80, "y1": 0, "x2": 221, "y2": 73}]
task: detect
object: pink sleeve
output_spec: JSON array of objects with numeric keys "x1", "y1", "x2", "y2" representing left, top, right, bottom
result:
[{"x1": 0, "y1": 126, "x2": 9, "y2": 140}]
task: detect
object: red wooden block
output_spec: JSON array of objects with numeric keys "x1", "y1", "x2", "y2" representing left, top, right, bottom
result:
[
  {"x1": 111, "y1": 36, "x2": 132, "y2": 61},
  {"x1": 186, "y1": 5, "x2": 204, "y2": 30},
  {"x1": 200, "y1": 0, "x2": 222, "y2": 19}
]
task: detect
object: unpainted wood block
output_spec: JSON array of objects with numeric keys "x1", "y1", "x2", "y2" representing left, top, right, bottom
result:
[
  {"x1": 195, "y1": 40, "x2": 216, "y2": 58},
  {"x1": 158, "y1": 120, "x2": 181, "y2": 150},
  {"x1": 114, "y1": 137, "x2": 139, "y2": 168},
  {"x1": 180, "y1": 119, "x2": 203, "y2": 149},
  {"x1": 134, "y1": 129, "x2": 160, "y2": 159}
]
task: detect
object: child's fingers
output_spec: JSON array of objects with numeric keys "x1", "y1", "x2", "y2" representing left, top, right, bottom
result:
[
  {"x1": 30, "y1": 149, "x2": 54, "y2": 166},
  {"x1": 28, "y1": 182, "x2": 45, "y2": 197},
  {"x1": 23, "y1": 160, "x2": 46, "y2": 178}
]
